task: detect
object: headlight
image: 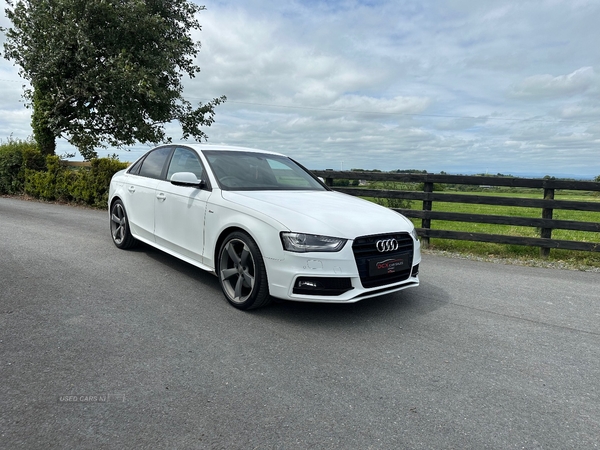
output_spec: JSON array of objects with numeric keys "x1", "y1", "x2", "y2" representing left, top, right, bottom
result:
[
  {"x1": 280, "y1": 232, "x2": 347, "y2": 252},
  {"x1": 411, "y1": 227, "x2": 420, "y2": 242}
]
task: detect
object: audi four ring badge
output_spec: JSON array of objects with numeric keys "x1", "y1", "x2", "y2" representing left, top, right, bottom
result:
[{"x1": 376, "y1": 238, "x2": 399, "y2": 252}]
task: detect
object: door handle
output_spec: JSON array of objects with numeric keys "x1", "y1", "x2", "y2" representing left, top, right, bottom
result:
[{"x1": 156, "y1": 192, "x2": 166, "y2": 201}]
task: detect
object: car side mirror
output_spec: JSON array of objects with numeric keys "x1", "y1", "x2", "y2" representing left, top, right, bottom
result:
[{"x1": 170, "y1": 172, "x2": 206, "y2": 189}]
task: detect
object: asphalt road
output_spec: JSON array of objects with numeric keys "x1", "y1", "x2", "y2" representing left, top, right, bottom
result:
[{"x1": 1, "y1": 197, "x2": 599, "y2": 449}]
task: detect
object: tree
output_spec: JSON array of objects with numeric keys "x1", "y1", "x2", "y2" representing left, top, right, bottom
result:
[{"x1": 2, "y1": 0, "x2": 225, "y2": 159}]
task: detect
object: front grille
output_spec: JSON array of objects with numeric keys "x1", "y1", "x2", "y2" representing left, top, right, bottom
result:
[{"x1": 352, "y1": 232, "x2": 414, "y2": 289}]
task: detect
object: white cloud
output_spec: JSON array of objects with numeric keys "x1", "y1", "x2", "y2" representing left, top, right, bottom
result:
[
  {"x1": 1, "y1": 0, "x2": 599, "y2": 177},
  {"x1": 559, "y1": 103, "x2": 600, "y2": 119},
  {"x1": 328, "y1": 95, "x2": 431, "y2": 115},
  {"x1": 512, "y1": 67, "x2": 596, "y2": 98},
  {"x1": 0, "y1": 108, "x2": 31, "y2": 138}
]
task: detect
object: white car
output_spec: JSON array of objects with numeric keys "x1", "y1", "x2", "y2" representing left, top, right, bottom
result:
[{"x1": 109, "y1": 144, "x2": 421, "y2": 309}]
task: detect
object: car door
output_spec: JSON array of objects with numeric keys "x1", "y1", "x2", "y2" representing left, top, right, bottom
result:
[
  {"x1": 124, "y1": 146, "x2": 173, "y2": 241},
  {"x1": 154, "y1": 146, "x2": 212, "y2": 263}
]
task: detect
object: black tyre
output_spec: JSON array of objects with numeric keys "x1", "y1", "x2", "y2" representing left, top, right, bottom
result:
[
  {"x1": 110, "y1": 199, "x2": 137, "y2": 249},
  {"x1": 217, "y1": 231, "x2": 271, "y2": 310}
]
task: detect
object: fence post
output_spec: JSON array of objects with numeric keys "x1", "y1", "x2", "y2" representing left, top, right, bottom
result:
[
  {"x1": 421, "y1": 181, "x2": 434, "y2": 248},
  {"x1": 325, "y1": 170, "x2": 334, "y2": 187},
  {"x1": 540, "y1": 188, "x2": 554, "y2": 258}
]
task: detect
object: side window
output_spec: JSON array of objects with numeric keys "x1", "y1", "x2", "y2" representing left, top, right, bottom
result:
[
  {"x1": 128, "y1": 157, "x2": 143, "y2": 175},
  {"x1": 138, "y1": 147, "x2": 172, "y2": 179},
  {"x1": 166, "y1": 147, "x2": 205, "y2": 181}
]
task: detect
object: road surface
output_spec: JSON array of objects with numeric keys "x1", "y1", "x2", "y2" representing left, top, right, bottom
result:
[{"x1": 1, "y1": 197, "x2": 599, "y2": 449}]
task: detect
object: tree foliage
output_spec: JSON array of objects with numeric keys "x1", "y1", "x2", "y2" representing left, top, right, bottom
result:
[{"x1": 2, "y1": 0, "x2": 225, "y2": 159}]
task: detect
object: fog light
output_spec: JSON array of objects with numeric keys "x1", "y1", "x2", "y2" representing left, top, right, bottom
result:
[
  {"x1": 293, "y1": 277, "x2": 353, "y2": 296},
  {"x1": 411, "y1": 264, "x2": 419, "y2": 277}
]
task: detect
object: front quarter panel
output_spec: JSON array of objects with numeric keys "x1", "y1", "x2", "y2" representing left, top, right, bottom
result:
[
  {"x1": 109, "y1": 169, "x2": 127, "y2": 202},
  {"x1": 203, "y1": 192, "x2": 288, "y2": 270}
]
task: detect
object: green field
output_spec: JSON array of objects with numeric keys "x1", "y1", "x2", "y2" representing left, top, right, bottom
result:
[{"x1": 362, "y1": 185, "x2": 600, "y2": 268}]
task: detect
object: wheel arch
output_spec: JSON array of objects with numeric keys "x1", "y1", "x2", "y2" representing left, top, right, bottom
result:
[
  {"x1": 213, "y1": 223, "x2": 285, "y2": 269},
  {"x1": 109, "y1": 195, "x2": 123, "y2": 211},
  {"x1": 214, "y1": 226, "x2": 251, "y2": 271},
  {"x1": 209, "y1": 212, "x2": 286, "y2": 270}
]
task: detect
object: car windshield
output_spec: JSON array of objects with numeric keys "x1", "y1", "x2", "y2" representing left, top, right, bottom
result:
[{"x1": 203, "y1": 150, "x2": 326, "y2": 191}]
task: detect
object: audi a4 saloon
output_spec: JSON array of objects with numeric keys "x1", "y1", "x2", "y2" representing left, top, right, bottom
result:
[{"x1": 109, "y1": 144, "x2": 421, "y2": 309}]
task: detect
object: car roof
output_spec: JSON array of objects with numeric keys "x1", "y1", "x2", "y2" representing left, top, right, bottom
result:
[{"x1": 176, "y1": 143, "x2": 285, "y2": 157}]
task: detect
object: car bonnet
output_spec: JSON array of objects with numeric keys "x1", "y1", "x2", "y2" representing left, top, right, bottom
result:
[{"x1": 220, "y1": 190, "x2": 414, "y2": 239}]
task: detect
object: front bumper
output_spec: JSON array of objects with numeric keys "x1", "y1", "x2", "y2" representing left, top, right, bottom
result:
[{"x1": 265, "y1": 235, "x2": 421, "y2": 303}]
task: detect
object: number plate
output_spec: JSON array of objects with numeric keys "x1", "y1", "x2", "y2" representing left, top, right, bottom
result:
[{"x1": 368, "y1": 254, "x2": 409, "y2": 277}]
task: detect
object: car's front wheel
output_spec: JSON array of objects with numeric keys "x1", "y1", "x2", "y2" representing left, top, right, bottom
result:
[
  {"x1": 218, "y1": 231, "x2": 271, "y2": 310},
  {"x1": 110, "y1": 199, "x2": 136, "y2": 249}
]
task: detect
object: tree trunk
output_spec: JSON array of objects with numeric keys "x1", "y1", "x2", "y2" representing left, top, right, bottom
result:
[{"x1": 31, "y1": 87, "x2": 56, "y2": 156}]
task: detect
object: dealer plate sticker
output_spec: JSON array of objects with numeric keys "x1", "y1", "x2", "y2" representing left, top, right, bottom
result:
[{"x1": 368, "y1": 254, "x2": 409, "y2": 276}]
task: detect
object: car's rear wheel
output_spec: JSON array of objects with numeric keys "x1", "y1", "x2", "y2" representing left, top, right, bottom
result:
[
  {"x1": 110, "y1": 199, "x2": 136, "y2": 249},
  {"x1": 218, "y1": 231, "x2": 271, "y2": 310}
]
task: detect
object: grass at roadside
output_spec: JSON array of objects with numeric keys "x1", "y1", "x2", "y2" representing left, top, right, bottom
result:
[{"x1": 363, "y1": 188, "x2": 600, "y2": 269}]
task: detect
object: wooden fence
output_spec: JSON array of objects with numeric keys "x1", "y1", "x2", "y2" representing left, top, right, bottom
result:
[
  {"x1": 63, "y1": 161, "x2": 92, "y2": 167},
  {"x1": 312, "y1": 170, "x2": 600, "y2": 256}
]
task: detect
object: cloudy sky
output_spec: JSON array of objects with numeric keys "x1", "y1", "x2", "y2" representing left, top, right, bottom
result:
[{"x1": 1, "y1": 0, "x2": 600, "y2": 178}]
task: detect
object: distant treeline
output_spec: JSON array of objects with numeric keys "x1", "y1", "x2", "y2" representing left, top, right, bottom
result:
[{"x1": 350, "y1": 168, "x2": 600, "y2": 182}]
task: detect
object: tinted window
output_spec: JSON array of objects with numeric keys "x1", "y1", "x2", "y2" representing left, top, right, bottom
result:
[
  {"x1": 138, "y1": 147, "x2": 172, "y2": 179},
  {"x1": 204, "y1": 151, "x2": 325, "y2": 191},
  {"x1": 128, "y1": 157, "x2": 143, "y2": 175},
  {"x1": 167, "y1": 147, "x2": 205, "y2": 181}
]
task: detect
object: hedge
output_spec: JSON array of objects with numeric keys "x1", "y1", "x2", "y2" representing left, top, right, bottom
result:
[
  {"x1": 25, "y1": 156, "x2": 129, "y2": 208},
  {"x1": 0, "y1": 139, "x2": 46, "y2": 194},
  {"x1": 1, "y1": 139, "x2": 128, "y2": 208}
]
